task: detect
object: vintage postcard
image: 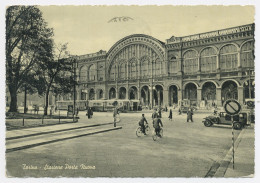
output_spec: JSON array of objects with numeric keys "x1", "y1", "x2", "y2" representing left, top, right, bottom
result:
[{"x1": 3, "y1": 2, "x2": 257, "y2": 182}]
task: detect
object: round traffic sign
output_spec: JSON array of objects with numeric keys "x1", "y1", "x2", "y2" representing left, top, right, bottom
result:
[{"x1": 224, "y1": 99, "x2": 241, "y2": 116}]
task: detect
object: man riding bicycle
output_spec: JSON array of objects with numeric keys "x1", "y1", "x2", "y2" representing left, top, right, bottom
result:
[
  {"x1": 139, "y1": 114, "x2": 148, "y2": 135},
  {"x1": 153, "y1": 115, "x2": 163, "y2": 137}
]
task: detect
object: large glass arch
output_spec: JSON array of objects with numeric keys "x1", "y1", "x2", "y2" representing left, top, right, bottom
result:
[
  {"x1": 241, "y1": 41, "x2": 254, "y2": 68},
  {"x1": 200, "y1": 47, "x2": 217, "y2": 73},
  {"x1": 220, "y1": 44, "x2": 238, "y2": 71},
  {"x1": 88, "y1": 64, "x2": 96, "y2": 81},
  {"x1": 183, "y1": 50, "x2": 198, "y2": 74}
]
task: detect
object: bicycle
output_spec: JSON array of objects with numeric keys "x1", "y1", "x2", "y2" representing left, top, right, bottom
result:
[
  {"x1": 136, "y1": 124, "x2": 151, "y2": 137},
  {"x1": 152, "y1": 127, "x2": 163, "y2": 141}
]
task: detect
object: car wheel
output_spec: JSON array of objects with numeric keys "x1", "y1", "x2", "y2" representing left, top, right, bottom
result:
[
  {"x1": 204, "y1": 120, "x2": 212, "y2": 127},
  {"x1": 233, "y1": 122, "x2": 242, "y2": 130}
]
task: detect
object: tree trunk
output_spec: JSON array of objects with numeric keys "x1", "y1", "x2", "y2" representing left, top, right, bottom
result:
[
  {"x1": 44, "y1": 88, "x2": 50, "y2": 115},
  {"x1": 24, "y1": 86, "x2": 27, "y2": 114},
  {"x1": 8, "y1": 86, "x2": 18, "y2": 112}
]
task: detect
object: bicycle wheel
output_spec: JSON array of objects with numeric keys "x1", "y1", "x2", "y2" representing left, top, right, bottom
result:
[
  {"x1": 145, "y1": 126, "x2": 151, "y2": 135},
  {"x1": 136, "y1": 127, "x2": 142, "y2": 137},
  {"x1": 152, "y1": 131, "x2": 158, "y2": 141},
  {"x1": 160, "y1": 128, "x2": 163, "y2": 138}
]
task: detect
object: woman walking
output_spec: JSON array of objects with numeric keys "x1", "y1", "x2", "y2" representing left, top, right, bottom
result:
[{"x1": 168, "y1": 109, "x2": 173, "y2": 121}]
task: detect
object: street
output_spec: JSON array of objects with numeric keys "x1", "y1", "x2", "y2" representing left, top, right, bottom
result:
[{"x1": 6, "y1": 111, "x2": 242, "y2": 177}]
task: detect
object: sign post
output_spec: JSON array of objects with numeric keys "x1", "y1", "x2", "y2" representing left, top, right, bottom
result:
[{"x1": 223, "y1": 99, "x2": 241, "y2": 169}]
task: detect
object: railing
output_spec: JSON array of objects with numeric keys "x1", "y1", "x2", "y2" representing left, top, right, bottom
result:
[{"x1": 167, "y1": 24, "x2": 254, "y2": 44}]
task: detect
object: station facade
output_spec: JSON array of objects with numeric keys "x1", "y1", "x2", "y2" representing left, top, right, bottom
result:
[{"x1": 61, "y1": 23, "x2": 255, "y2": 108}]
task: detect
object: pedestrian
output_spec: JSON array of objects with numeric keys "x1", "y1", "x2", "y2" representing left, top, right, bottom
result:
[
  {"x1": 90, "y1": 107, "x2": 93, "y2": 118},
  {"x1": 168, "y1": 109, "x2": 173, "y2": 121},
  {"x1": 87, "y1": 107, "x2": 91, "y2": 119},
  {"x1": 152, "y1": 109, "x2": 158, "y2": 119},
  {"x1": 178, "y1": 108, "x2": 182, "y2": 115},
  {"x1": 187, "y1": 108, "x2": 193, "y2": 122},
  {"x1": 165, "y1": 106, "x2": 168, "y2": 112},
  {"x1": 158, "y1": 108, "x2": 162, "y2": 118},
  {"x1": 113, "y1": 106, "x2": 119, "y2": 127}
]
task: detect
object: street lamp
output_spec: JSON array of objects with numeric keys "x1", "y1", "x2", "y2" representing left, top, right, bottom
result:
[
  {"x1": 246, "y1": 69, "x2": 254, "y2": 99},
  {"x1": 72, "y1": 56, "x2": 78, "y2": 122}
]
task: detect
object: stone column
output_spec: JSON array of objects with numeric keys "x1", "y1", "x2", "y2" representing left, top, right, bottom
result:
[
  {"x1": 126, "y1": 87, "x2": 129, "y2": 100},
  {"x1": 163, "y1": 89, "x2": 168, "y2": 107},
  {"x1": 157, "y1": 90, "x2": 161, "y2": 106},
  {"x1": 216, "y1": 88, "x2": 222, "y2": 106},
  {"x1": 237, "y1": 51, "x2": 241, "y2": 68},
  {"x1": 150, "y1": 88, "x2": 153, "y2": 108},
  {"x1": 216, "y1": 54, "x2": 220, "y2": 70},
  {"x1": 197, "y1": 88, "x2": 202, "y2": 107},
  {"x1": 237, "y1": 86, "x2": 244, "y2": 105},
  {"x1": 178, "y1": 89, "x2": 182, "y2": 104}
]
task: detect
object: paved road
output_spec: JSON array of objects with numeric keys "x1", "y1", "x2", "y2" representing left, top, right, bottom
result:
[{"x1": 6, "y1": 111, "x2": 242, "y2": 177}]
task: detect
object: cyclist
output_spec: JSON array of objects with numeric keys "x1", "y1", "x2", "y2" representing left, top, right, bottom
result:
[
  {"x1": 139, "y1": 114, "x2": 148, "y2": 135},
  {"x1": 153, "y1": 116, "x2": 163, "y2": 137}
]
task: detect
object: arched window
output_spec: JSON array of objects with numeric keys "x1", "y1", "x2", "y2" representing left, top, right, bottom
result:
[
  {"x1": 154, "y1": 58, "x2": 161, "y2": 76},
  {"x1": 88, "y1": 65, "x2": 96, "y2": 81},
  {"x1": 141, "y1": 58, "x2": 149, "y2": 77},
  {"x1": 119, "y1": 63, "x2": 126, "y2": 79},
  {"x1": 129, "y1": 59, "x2": 136, "y2": 78},
  {"x1": 97, "y1": 64, "x2": 104, "y2": 81},
  {"x1": 183, "y1": 50, "x2": 198, "y2": 74},
  {"x1": 220, "y1": 44, "x2": 238, "y2": 71},
  {"x1": 241, "y1": 41, "x2": 254, "y2": 68},
  {"x1": 169, "y1": 55, "x2": 178, "y2": 74},
  {"x1": 200, "y1": 47, "x2": 217, "y2": 73},
  {"x1": 109, "y1": 63, "x2": 116, "y2": 80}
]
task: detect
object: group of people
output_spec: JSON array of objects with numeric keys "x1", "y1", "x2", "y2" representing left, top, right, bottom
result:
[
  {"x1": 138, "y1": 106, "x2": 195, "y2": 136},
  {"x1": 138, "y1": 109, "x2": 164, "y2": 137}
]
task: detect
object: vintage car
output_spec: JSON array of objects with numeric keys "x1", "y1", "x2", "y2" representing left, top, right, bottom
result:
[{"x1": 202, "y1": 112, "x2": 250, "y2": 130}]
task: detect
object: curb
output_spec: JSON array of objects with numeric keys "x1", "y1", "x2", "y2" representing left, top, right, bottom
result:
[
  {"x1": 6, "y1": 126, "x2": 122, "y2": 153},
  {"x1": 210, "y1": 128, "x2": 246, "y2": 177},
  {"x1": 6, "y1": 122, "x2": 115, "y2": 140}
]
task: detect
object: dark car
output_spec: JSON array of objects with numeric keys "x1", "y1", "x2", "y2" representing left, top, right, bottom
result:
[{"x1": 202, "y1": 112, "x2": 250, "y2": 130}]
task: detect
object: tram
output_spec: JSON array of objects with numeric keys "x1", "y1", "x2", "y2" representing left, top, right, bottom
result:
[{"x1": 56, "y1": 99, "x2": 142, "y2": 112}]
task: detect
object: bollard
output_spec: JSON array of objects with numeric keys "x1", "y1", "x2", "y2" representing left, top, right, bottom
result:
[
  {"x1": 59, "y1": 110, "x2": 60, "y2": 124},
  {"x1": 232, "y1": 116, "x2": 235, "y2": 169},
  {"x1": 22, "y1": 118, "x2": 25, "y2": 126},
  {"x1": 114, "y1": 118, "x2": 116, "y2": 127}
]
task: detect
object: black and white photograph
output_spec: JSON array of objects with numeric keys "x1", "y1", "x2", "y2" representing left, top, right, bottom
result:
[{"x1": 1, "y1": 1, "x2": 258, "y2": 182}]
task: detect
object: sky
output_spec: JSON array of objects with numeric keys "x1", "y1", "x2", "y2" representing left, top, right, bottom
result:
[{"x1": 39, "y1": 5, "x2": 255, "y2": 56}]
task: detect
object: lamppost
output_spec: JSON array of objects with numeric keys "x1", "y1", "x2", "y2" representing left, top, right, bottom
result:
[
  {"x1": 245, "y1": 69, "x2": 254, "y2": 99},
  {"x1": 149, "y1": 85, "x2": 155, "y2": 109},
  {"x1": 72, "y1": 57, "x2": 78, "y2": 122}
]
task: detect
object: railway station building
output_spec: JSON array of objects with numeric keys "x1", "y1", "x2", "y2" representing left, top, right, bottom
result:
[{"x1": 59, "y1": 23, "x2": 255, "y2": 108}]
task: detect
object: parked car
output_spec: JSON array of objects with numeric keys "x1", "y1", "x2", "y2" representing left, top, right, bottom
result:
[{"x1": 202, "y1": 112, "x2": 250, "y2": 130}]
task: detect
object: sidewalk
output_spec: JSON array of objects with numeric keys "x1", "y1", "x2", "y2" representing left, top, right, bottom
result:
[
  {"x1": 6, "y1": 120, "x2": 115, "y2": 140},
  {"x1": 224, "y1": 124, "x2": 255, "y2": 177}
]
